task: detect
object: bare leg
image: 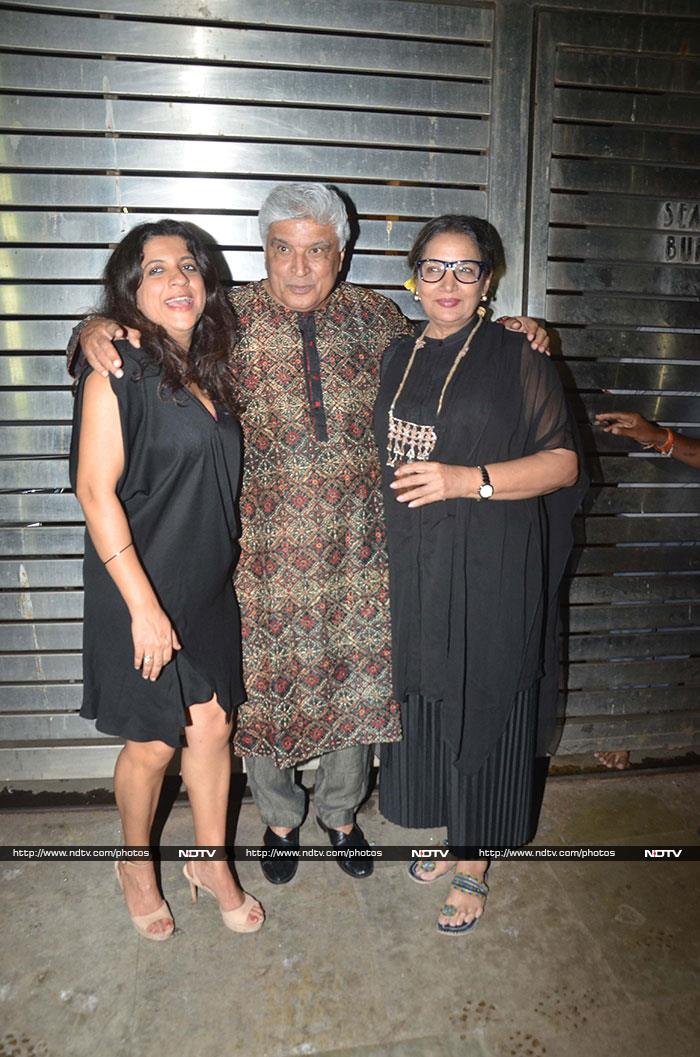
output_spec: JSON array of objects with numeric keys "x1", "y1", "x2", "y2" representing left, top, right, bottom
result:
[
  {"x1": 181, "y1": 697, "x2": 263, "y2": 926},
  {"x1": 114, "y1": 739, "x2": 175, "y2": 936},
  {"x1": 437, "y1": 859, "x2": 488, "y2": 928}
]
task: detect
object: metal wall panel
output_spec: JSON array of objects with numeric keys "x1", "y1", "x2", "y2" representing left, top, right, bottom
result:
[
  {"x1": 1, "y1": 0, "x2": 698, "y2": 780},
  {"x1": 527, "y1": 3, "x2": 700, "y2": 765},
  {"x1": 0, "y1": 0, "x2": 497, "y2": 779}
]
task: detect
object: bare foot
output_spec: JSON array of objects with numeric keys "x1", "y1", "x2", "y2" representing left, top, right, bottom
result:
[
  {"x1": 117, "y1": 861, "x2": 173, "y2": 937},
  {"x1": 594, "y1": 751, "x2": 631, "y2": 771},
  {"x1": 187, "y1": 861, "x2": 263, "y2": 926},
  {"x1": 437, "y1": 859, "x2": 488, "y2": 930}
]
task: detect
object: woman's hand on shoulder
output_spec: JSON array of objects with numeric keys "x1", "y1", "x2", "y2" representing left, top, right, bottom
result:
[
  {"x1": 496, "y1": 316, "x2": 550, "y2": 355},
  {"x1": 131, "y1": 604, "x2": 182, "y2": 681},
  {"x1": 390, "y1": 461, "x2": 478, "y2": 507},
  {"x1": 80, "y1": 317, "x2": 142, "y2": 379}
]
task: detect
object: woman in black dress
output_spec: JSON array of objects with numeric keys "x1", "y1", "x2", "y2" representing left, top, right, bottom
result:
[
  {"x1": 375, "y1": 216, "x2": 583, "y2": 934},
  {"x1": 71, "y1": 220, "x2": 263, "y2": 938}
]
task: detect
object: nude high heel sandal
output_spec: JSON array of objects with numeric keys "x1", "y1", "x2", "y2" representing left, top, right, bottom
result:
[
  {"x1": 183, "y1": 863, "x2": 264, "y2": 933},
  {"x1": 115, "y1": 861, "x2": 174, "y2": 941}
]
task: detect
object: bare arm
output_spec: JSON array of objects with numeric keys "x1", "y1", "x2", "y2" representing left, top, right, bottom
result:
[
  {"x1": 391, "y1": 448, "x2": 579, "y2": 507},
  {"x1": 595, "y1": 411, "x2": 700, "y2": 470},
  {"x1": 75, "y1": 371, "x2": 180, "y2": 678}
]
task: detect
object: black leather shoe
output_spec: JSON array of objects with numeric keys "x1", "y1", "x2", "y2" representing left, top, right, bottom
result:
[
  {"x1": 317, "y1": 818, "x2": 374, "y2": 879},
  {"x1": 260, "y1": 825, "x2": 299, "y2": 885}
]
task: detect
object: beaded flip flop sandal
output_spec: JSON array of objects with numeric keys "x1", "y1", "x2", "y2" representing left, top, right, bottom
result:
[
  {"x1": 436, "y1": 872, "x2": 489, "y2": 935},
  {"x1": 408, "y1": 859, "x2": 455, "y2": 884}
]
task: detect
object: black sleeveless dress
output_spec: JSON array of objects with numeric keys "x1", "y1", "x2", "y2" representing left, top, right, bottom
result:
[{"x1": 70, "y1": 341, "x2": 245, "y2": 746}]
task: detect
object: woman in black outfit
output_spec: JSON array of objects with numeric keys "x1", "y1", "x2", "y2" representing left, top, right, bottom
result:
[
  {"x1": 375, "y1": 216, "x2": 584, "y2": 934},
  {"x1": 71, "y1": 220, "x2": 263, "y2": 938}
]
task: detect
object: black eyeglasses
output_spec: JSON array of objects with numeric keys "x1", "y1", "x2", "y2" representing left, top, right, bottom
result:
[{"x1": 416, "y1": 259, "x2": 485, "y2": 284}]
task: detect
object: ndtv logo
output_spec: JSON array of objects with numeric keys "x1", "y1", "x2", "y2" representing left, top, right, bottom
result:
[
  {"x1": 178, "y1": 849, "x2": 216, "y2": 859},
  {"x1": 644, "y1": 849, "x2": 682, "y2": 858},
  {"x1": 412, "y1": 849, "x2": 449, "y2": 859}
]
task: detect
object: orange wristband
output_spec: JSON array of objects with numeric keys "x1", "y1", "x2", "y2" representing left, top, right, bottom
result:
[{"x1": 655, "y1": 429, "x2": 675, "y2": 455}]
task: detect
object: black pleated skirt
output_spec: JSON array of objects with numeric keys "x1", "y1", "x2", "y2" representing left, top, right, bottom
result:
[{"x1": 379, "y1": 684, "x2": 539, "y2": 848}]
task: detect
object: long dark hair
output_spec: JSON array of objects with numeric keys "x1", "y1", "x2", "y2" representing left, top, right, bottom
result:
[{"x1": 100, "y1": 219, "x2": 239, "y2": 413}]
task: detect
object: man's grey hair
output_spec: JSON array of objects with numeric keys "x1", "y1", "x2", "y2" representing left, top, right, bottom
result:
[{"x1": 258, "y1": 183, "x2": 350, "y2": 249}]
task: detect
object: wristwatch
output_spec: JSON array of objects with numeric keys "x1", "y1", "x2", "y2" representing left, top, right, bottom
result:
[{"x1": 477, "y1": 464, "x2": 494, "y2": 500}]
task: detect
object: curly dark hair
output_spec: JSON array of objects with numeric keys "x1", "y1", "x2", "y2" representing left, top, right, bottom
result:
[
  {"x1": 407, "y1": 215, "x2": 505, "y2": 278},
  {"x1": 99, "y1": 219, "x2": 240, "y2": 413}
]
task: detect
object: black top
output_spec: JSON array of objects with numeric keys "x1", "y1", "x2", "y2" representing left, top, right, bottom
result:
[
  {"x1": 70, "y1": 341, "x2": 245, "y2": 746},
  {"x1": 374, "y1": 319, "x2": 585, "y2": 775}
]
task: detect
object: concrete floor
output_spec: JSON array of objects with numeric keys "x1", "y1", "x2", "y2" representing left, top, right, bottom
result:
[{"x1": 0, "y1": 769, "x2": 698, "y2": 1057}]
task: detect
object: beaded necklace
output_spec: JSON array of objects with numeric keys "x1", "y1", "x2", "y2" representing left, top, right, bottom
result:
[{"x1": 386, "y1": 306, "x2": 486, "y2": 467}]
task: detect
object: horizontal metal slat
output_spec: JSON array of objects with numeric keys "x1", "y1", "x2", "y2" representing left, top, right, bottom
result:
[
  {"x1": 0, "y1": 653, "x2": 82, "y2": 682},
  {"x1": 547, "y1": 296, "x2": 700, "y2": 331},
  {"x1": 0, "y1": 136, "x2": 489, "y2": 187},
  {"x1": 556, "y1": 329, "x2": 700, "y2": 361},
  {"x1": 0, "y1": 96, "x2": 490, "y2": 151},
  {"x1": 566, "y1": 657, "x2": 700, "y2": 690},
  {"x1": 568, "y1": 630, "x2": 700, "y2": 662},
  {"x1": 0, "y1": 713, "x2": 99, "y2": 739},
  {"x1": 556, "y1": 710, "x2": 699, "y2": 755},
  {"x1": 0, "y1": 391, "x2": 74, "y2": 421},
  {"x1": 0, "y1": 622, "x2": 82, "y2": 651},
  {"x1": 0, "y1": 357, "x2": 69, "y2": 386},
  {"x1": 568, "y1": 574, "x2": 700, "y2": 604},
  {"x1": 549, "y1": 227, "x2": 700, "y2": 266},
  {"x1": 0, "y1": 742, "x2": 120, "y2": 781},
  {"x1": 550, "y1": 158, "x2": 699, "y2": 199},
  {"x1": 0, "y1": 213, "x2": 429, "y2": 253},
  {"x1": 564, "y1": 361, "x2": 700, "y2": 394},
  {"x1": 4, "y1": 0, "x2": 494, "y2": 40},
  {"x1": 576, "y1": 517, "x2": 700, "y2": 545},
  {"x1": 566, "y1": 601, "x2": 700, "y2": 632},
  {"x1": 552, "y1": 125, "x2": 700, "y2": 167},
  {"x1": 0, "y1": 493, "x2": 82, "y2": 522},
  {"x1": 550, "y1": 192, "x2": 700, "y2": 231},
  {"x1": 0, "y1": 170, "x2": 488, "y2": 218},
  {"x1": 571, "y1": 544, "x2": 700, "y2": 574},
  {"x1": 0, "y1": 459, "x2": 71, "y2": 490},
  {"x1": 1, "y1": 426, "x2": 72, "y2": 455},
  {"x1": 564, "y1": 686, "x2": 699, "y2": 716},
  {"x1": 547, "y1": 262, "x2": 699, "y2": 298},
  {"x1": 554, "y1": 87, "x2": 700, "y2": 130},
  {"x1": 0, "y1": 54, "x2": 491, "y2": 115},
  {"x1": 585, "y1": 488, "x2": 700, "y2": 517},
  {"x1": 0, "y1": 528, "x2": 84, "y2": 556},
  {"x1": 1, "y1": 12, "x2": 492, "y2": 77},
  {"x1": 0, "y1": 592, "x2": 84, "y2": 620},
  {"x1": 0, "y1": 683, "x2": 83, "y2": 712},
  {"x1": 555, "y1": 47, "x2": 700, "y2": 94},
  {"x1": 0, "y1": 560, "x2": 83, "y2": 589},
  {"x1": 548, "y1": 11, "x2": 700, "y2": 57}
]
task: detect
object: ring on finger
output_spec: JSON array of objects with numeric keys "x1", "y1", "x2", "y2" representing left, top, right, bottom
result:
[{"x1": 143, "y1": 654, "x2": 154, "y2": 663}]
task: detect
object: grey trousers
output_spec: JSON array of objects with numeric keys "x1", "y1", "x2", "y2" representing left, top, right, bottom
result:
[{"x1": 245, "y1": 744, "x2": 372, "y2": 829}]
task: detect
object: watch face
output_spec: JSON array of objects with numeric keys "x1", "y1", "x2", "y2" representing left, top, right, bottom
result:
[{"x1": 479, "y1": 483, "x2": 494, "y2": 499}]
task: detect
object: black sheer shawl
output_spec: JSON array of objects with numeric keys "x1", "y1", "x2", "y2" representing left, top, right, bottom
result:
[{"x1": 376, "y1": 320, "x2": 587, "y2": 776}]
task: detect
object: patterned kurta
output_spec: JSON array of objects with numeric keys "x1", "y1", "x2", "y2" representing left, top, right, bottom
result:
[{"x1": 230, "y1": 281, "x2": 411, "y2": 767}]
